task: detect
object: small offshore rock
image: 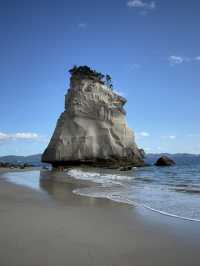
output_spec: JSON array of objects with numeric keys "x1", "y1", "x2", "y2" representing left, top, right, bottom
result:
[{"x1": 155, "y1": 156, "x2": 175, "y2": 166}]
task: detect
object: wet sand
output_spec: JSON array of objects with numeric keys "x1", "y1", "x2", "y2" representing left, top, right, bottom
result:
[{"x1": 0, "y1": 169, "x2": 200, "y2": 266}]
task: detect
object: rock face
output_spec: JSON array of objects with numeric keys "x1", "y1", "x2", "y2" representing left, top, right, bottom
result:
[
  {"x1": 42, "y1": 66, "x2": 144, "y2": 168},
  {"x1": 155, "y1": 156, "x2": 176, "y2": 166}
]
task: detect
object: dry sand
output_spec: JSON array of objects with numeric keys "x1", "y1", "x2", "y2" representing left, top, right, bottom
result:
[{"x1": 0, "y1": 169, "x2": 200, "y2": 266}]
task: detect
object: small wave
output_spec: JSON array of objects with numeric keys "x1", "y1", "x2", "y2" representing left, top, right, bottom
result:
[
  {"x1": 73, "y1": 188, "x2": 135, "y2": 205},
  {"x1": 140, "y1": 204, "x2": 200, "y2": 222},
  {"x1": 69, "y1": 168, "x2": 200, "y2": 223},
  {"x1": 73, "y1": 186, "x2": 200, "y2": 223},
  {"x1": 68, "y1": 169, "x2": 134, "y2": 184},
  {"x1": 68, "y1": 169, "x2": 100, "y2": 181},
  {"x1": 134, "y1": 177, "x2": 154, "y2": 183},
  {"x1": 173, "y1": 187, "x2": 200, "y2": 194},
  {"x1": 108, "y1": 195, "x2": 200, "y2": 222},
  {"x1": 173, "y1": 184, "x2": 190, "y2": 188}
]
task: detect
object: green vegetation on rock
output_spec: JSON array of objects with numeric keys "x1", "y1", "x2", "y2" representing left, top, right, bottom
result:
[{"x1": 69, "y1": 65, "x2": 113, "y2": 89}]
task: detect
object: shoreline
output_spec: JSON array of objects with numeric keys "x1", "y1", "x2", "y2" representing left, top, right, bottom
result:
[
  {"x1": 0, "y1": 166, "x2": 42, "y2": 173},
  {"x1": 0, "y1": 169, "x2": 200, "y2": 266},
  {"x1": 2, "y1": 167, "x2": 200, "y2": 223}
]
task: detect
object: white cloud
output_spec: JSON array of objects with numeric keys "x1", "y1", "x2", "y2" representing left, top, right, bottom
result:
[
  {"x1": 78, "y1": 23, "x2": 87, "y2": 29},
  {"x1": 140, "y1": 131, "x2": 150, "y2": 137},
  {"x1": 0, "y1": 132, "x2": 10, "y2": 141},
  {"x1": 127, "y1": 0, "x2": 156, "y2": 13},
  {"x1": 0, "y1": 132, "x2": 41, "y2": 142},
  {"x1": 169, "y1": 55, "x2": 200, "y2": 66},
  {"x1": 136, "y1": 131, "x2": 150, "y2": 139},
  {"x1": 168, "y1": 56, "x2": 185, "y2": 66},
  {"x1": 127, "y1": 0, "x2": 146, "y2": 7},
  {"x1": 127, "y1": 0, "x2": 156, "y2": 9},
  {"x1": 13, "y1": 133, "x2": 39, "y2": 140},
  {"x1": 169, "y1": 135, "x2": 176, "y2": 139},
  {"x1": 162, "y1": 135, "x2": 176, "y2": 140}
]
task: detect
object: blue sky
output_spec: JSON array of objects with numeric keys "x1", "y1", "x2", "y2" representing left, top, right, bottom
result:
[{"x1": 0, "y1": 0, "x2": 200, "y2": 156}]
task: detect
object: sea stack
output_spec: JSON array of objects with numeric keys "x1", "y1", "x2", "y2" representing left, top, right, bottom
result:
[{"x1": 42, "y1": 66, "x2": 144, "y2": 168}]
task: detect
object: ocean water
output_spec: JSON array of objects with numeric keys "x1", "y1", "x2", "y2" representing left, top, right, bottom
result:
[
  {"x1": 69, "y1": 164, "x2": 200, "y2": 222},
  {"x1": 3, "y1": 163, "x2": 200, "y2": 222}
]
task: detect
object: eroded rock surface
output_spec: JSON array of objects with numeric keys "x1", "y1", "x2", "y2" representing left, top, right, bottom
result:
[{"x1": 42, "y1": 67, "x2": 144, "y2": 168}]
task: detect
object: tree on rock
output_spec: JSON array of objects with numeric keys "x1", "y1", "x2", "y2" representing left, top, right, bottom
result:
[
  {"x1": 69, "y1": 65, "x2": 113, "y2": 90},
  {"x1": 105, "y1": 74, "x2": 113, "y2": 90}
]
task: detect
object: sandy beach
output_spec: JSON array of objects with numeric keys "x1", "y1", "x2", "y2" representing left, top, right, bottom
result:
[{"x1": 0, "y1": 169, "x2": 200, "y2": 266}]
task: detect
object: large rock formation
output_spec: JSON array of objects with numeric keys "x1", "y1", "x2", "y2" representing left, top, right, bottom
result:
[{"x1": 42, "y1": 66, "x2": 144, "y2": 168}]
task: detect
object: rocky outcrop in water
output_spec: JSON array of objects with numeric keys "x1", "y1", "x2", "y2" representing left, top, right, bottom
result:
[
  {"x1": 155, "y1": 156, "x2": 175, "y2": 166},
  {"x1": 42, "y1": 66, "x2": 144, "y2": 168}
]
